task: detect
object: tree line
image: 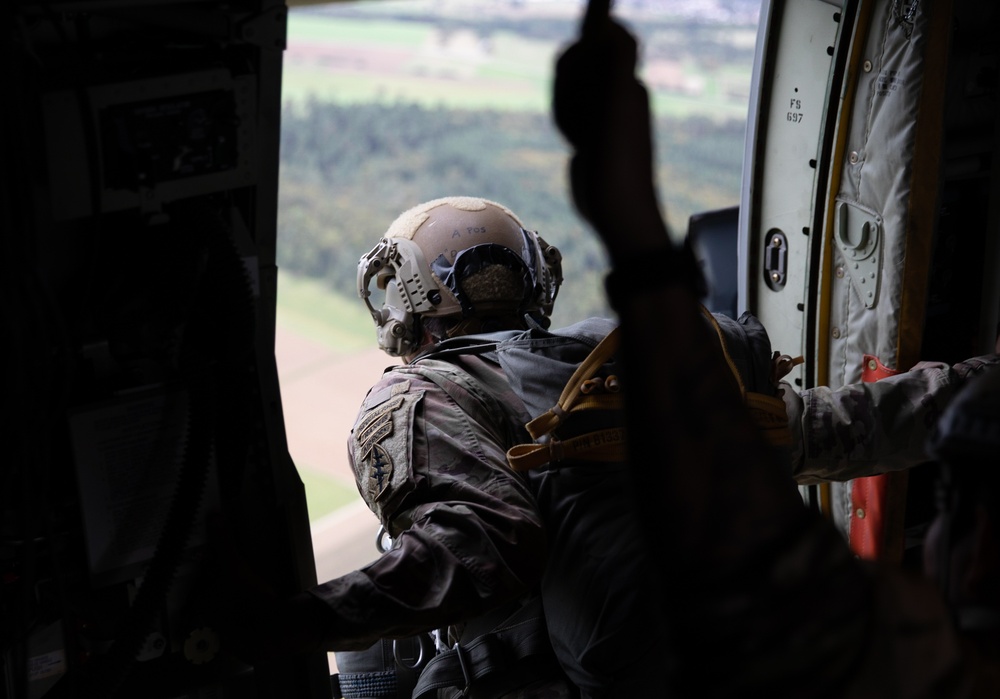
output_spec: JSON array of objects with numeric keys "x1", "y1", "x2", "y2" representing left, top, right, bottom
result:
[{"x1": 277, "y1": 99, "x2": 746, "y2": 326}]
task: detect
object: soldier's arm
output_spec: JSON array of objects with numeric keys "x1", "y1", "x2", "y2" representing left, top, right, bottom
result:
[
  {"x1": 222, "y1": 366, "x2": 546, "y2": 662},
  {"x1": 784, "y1": 354, "x2": 1000, "y2": 483},
  {"x1": 305, "y1": 366, "x2": 546, "y2": 652}
]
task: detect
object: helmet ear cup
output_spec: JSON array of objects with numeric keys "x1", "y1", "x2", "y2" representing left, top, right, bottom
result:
[
  {"x1": 376, "y1": 318, "x2": 415, "y2": 357},
  {"x1": 376, "y1": 280, "x2": 418, "y2": 357}
]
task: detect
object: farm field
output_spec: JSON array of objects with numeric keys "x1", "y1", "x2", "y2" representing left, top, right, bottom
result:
[
  {"x1": 282, "y1": 3, "x2": 757, "y2": 120},
  {"x1": 274, "y1": 273, "x2": 395, "y2": 521}
]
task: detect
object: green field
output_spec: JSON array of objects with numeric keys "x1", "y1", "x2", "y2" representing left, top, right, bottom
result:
[
  {"x1": 300, "y1": 466, "x2": 359, "y2": 522},
  {"x1": 283, "y1": 13, "x2": 553, "y2": 111},
  {"x1": 282, "y1": 5, "x2": 756, "y2": 119},
  {"x1": 289, "y1": 14, "x2": 431, "y2": 46},
  {"x1": 276, "y1": 273, "x2": 373, "y2": 352},
  {"x1": 276, "y1": 273, "x2": 370, "y2": 522}
]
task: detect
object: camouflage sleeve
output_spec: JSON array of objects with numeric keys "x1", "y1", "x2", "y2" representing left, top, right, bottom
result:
[
  {"x1": 784, "y1": 354, "x2": 1000, "y2": 483},
  {"x1": 308, "y1": 362, "x2": 547, "y2": 651}
]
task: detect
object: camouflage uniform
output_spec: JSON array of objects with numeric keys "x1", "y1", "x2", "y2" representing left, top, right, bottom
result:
[
  {"x1": 783, "y1": 354, "x2": 1000, "y2": 484},
  {"x1": 310, "y1": 349, "x2": 575, "y2": 698}
]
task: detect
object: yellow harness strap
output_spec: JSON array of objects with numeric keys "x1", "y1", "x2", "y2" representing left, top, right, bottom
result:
[
  {"x1": 506, "y1": 327, "x2": 627, "y2": 473},
  {"x1": 506, "y1": 312, "x2": 802, "y2": 472},
  {"x1": 700, "y1": 305, "x2": 802, "y2": 448}
]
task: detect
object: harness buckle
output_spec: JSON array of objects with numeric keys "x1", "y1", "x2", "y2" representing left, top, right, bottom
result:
[{"x1": 453, "y1": 642, "x2": 473, "y2": 696}]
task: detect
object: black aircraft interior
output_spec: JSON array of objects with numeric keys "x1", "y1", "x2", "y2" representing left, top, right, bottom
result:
[{"x1": 5, "y1": 1, "x2": 330, "y2": 696}]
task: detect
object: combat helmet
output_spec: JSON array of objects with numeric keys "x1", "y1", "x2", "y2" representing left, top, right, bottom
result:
[{"x1": 357, "y1": 196, "x2": 563, "y2": 357}]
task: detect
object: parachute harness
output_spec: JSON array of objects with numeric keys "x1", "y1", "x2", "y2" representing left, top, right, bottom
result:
[
  {"x1": 700, "y1": 305, "x2": 802, "y2": 447},
  {"x1": 506, "y1": 326, "x2": 626, "y2": 472}
]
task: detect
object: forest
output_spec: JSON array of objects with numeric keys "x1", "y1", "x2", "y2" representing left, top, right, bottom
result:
[{"x1": 277, "y1": 101, "x2": 747, "y2": 325}]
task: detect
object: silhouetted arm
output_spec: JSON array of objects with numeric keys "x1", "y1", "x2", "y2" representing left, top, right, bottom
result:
[{"x1": 552, "y1": 9, "x2": 874, "y2": 694}]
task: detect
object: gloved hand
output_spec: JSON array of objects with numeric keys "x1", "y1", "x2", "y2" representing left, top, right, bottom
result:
[{"x1": 552, "y1": 2, "x2": 670, "y2": 266}]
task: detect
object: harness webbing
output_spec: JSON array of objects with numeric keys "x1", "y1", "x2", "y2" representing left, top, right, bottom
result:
[
  {"x1": 700, "y1": 305, "x2": 800, "y2": 448},
  {"x1": 506, "y1": 326, "x2": 627, "y2": 472},
  {"x1": 410, "y1": 598, "x2": 554, "y2": 699}
]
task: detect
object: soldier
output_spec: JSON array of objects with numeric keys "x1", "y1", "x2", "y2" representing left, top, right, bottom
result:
[
  {"x1": 552, "y1": 7, "x2": 1000, "y2": 697},
  {"x1": 231, "y1": 196, "x2": 579, "y2": 698},
  {"x1": 333, "y1": 195, "x2": 675, "y2": 699},
  {"x1": 222, "y1": 190, "x2": 681, "y2": 698}
]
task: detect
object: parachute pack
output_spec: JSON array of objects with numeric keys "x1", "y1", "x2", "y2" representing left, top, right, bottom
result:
[
  {"x1": 332, "y1": 310, "x2": 793, "y2": 699},
  {"x1": 486, "y1": 316, "x2": 668, "y2": 697}
]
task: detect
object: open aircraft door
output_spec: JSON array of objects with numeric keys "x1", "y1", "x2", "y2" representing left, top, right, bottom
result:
[{"x1": 739, "y1": 0, "x2": 1000, "y2": 562}]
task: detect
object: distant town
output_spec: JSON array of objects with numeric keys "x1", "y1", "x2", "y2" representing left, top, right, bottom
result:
[{"x1": 600, "y1": 0, "x2": 760, "y2": 23}]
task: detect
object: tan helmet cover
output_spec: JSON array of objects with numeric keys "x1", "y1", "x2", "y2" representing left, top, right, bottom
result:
[
  {"x1": 357, "y1": 196, "x2": 562, "y2": 357},
  {"x1": 386, "y1": 196, "x2": 528, "y2": 269}
]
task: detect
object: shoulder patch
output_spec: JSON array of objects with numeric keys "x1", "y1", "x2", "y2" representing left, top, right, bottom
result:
[
  {"x1": 354, "y1": 394, "x2": 405, "y2": 502},
  {"x1": 364, "y1": 443, "x2": 395, "y2": 502},
  {"x1": 356, "y1": 394, "x2": 404, "y2": 455},
  {"x1": 351, "y1": 388, "x2": 420, "y2": 506}
]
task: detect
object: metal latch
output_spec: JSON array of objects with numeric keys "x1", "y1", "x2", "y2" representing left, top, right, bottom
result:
[
  {"x1": 763, "y1": 230, "x2": 788, "y2": 291},
  {"x1": 833, "y1": 201, "x2": 882, "y2": 308}
]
